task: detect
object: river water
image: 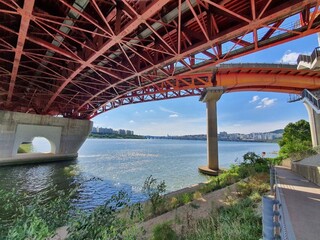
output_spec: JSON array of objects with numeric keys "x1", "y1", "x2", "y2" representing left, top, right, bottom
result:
[{"x1": 0, "y1": 139, "x2": 278, "y2": 210}]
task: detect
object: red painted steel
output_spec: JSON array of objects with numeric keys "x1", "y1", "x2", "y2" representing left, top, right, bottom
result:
[{"x1": 0, "y1": 0, "x2": 319, "y2": 119}]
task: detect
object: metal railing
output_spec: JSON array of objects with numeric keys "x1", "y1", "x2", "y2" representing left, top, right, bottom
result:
[
  {"x1": 262, "y1": 195, "x2": 281, "y2": 240},
  {"x1": 273, "y1": 168, "x2": 297, "y2": 240},
  {"x1": 302, "y1": 89, "x2": 320, "y2": 110}
]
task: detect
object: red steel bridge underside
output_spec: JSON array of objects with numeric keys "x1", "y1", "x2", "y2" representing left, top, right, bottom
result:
[{"x1": 1, "y1": 0, "x2": 320, "y2": 119}]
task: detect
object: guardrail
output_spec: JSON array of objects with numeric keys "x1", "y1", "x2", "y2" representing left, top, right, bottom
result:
[
  {"x1": 263, "y1": 167, "x2": 296, "y2": 240},
  {"x1": 262, "y1": 195, "x2": 281, "y2": 240},
  {"x1": 302, "y1": 89, "x2": 320, "y2": 110}
]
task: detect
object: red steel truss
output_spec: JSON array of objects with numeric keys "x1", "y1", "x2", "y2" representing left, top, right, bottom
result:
[
  {"x1": 0, "y1": 0, "x2": 320, "y2": 119},
  {"x1": 97, "y1": 63, "x2": 320, "y2": 118}
]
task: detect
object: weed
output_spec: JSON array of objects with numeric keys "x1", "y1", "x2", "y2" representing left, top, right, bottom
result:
[
  {"x1": 152, "y1": 222, "x2": 177, "y2": 240},
  {"x1": 142, "y1": 175, "x2": 166, "y2": 216},
  {"x1": 193, "y1": 191, "x2": 202, "y2": 200}
]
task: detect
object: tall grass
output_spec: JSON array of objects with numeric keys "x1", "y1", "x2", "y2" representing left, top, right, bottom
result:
[{"x1": 182, "y1": 198, "x2": 262, "y2": 240}]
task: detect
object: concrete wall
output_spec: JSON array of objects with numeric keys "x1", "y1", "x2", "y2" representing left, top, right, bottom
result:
[
  {"x1": 292, "y1": 163, "x2": 320, "y2": 186},
  {"x1": 13, "y1": 124, "x2": 62, "y2": 155},
  {"x1": 0, "y1": 111, "x2": 92, "y2": 163}
]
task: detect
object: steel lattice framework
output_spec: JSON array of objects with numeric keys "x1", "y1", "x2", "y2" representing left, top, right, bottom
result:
[{"x1": 0, "y1": 0, "x2": 320, "y2": 119}]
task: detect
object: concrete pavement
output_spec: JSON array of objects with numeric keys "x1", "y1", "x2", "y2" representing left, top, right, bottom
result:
[{"x1": 275, "y1": 166, "x2": 320, "y2": 240}]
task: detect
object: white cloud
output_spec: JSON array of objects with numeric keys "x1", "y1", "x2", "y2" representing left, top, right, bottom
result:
[
  {"x1": 145, "y1": 109, "x2": 154, "y2": 113},
  {"x1": 278, "y1": 50, "x2": 310, "y2": 64},
  {"x1": 159, "y1": 106, "x2": 180, "y2": 118},
  {"x1": 159, "y1": 106, "x2": 177, "y2": 114},
  {"x1": 249, "y1": 95, "x2": 260, "y2": 103},
  {"x1": 256, "y1": 97, "x2": 277, "y2": 109},
  {"x1": 129, "y1": 120, "x2": 135, "y2": 123},
  {"x1": 169, "y1": 114, "x2": 179, "y2": 118}
]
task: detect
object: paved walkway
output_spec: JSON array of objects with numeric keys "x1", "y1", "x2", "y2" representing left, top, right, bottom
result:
[{"x1": 275, "y1": 166, "x2": 320, "y2": 240}]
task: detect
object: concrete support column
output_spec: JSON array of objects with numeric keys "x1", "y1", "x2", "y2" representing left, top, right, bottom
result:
[
  {"x1": 303, "y1": 101, "x2": 320, "y2": 147},
  {"x1": 199, "y1": 87, "x2": 224, "y2": 176}
]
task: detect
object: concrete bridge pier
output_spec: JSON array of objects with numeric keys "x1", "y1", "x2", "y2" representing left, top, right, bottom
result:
[
  {"x1": 0, "y1": 110, "x2": 92, "y2": 166},
  {"x1": 303, "y1": 101, "x2": 320, "y2": 147},
  {"x1": 199, "y1": 87, "x2": 224, "y2": 176}
]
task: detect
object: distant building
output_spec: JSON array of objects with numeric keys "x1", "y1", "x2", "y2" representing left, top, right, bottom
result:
[
  {"x1": 92, "y1": 127, "x2": 98, "y2": 133},
  {"x1": 119, "y1": 129, "x2": 126, "y2": 135},
  {"x1": 126, "y1": 130, "x2": 134, "y2": 135},
  {"x1": 91, "y1": 127, "x2": 134, "y2": 135}
]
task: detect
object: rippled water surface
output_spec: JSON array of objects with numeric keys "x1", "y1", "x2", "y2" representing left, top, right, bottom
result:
[{"x1": 0, "y1": 139, "x2": 279, "y2": 210}]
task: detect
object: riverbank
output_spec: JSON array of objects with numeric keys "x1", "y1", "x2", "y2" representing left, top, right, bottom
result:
[
  {"x1": 51, "y1": 170, "x2": 269, "y2": 240},
  {"x1": 88, "y1": 133, "x2": 145, "y2": 139}
]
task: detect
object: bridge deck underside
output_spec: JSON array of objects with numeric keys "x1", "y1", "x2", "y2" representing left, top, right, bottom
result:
[{"x1": 0, "y1": 0, "x2": 320, "y2": 119}]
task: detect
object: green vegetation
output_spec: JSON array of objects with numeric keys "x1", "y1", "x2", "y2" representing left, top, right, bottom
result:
[
  {"x1": 152, "y1": 222, "x2": 178, "y2": 240},
  {"x1": 67, "y1": 191, "x2": 131, "y2": 240},
  {"x1": 89, "y1": 133, "x2": 145, "y2": 139},
  {"x1": 150, "y1": 172, "x2": 270, "y2": 240},
  {"x1": 17, "y1": 143, "x2": 32, "y2": 153},
  {"x1": 180, "y1": 197, "x2": 263, "y2": 240},
  {"x1": 0, "y1": 187, "x2": 73, "y2": 239},
  {"x1": 278, "y1": 119, "x2": 316, "y2": 160},
  {"x1": 1, "y1": 151, "x2": 273, "y2": 240},
  {"x1": 142, "y1": 175, "x2": 167, "y2": 216}
]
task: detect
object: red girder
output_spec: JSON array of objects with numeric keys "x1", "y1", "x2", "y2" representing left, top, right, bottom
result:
[
  {"x1": 0, "y1": 0, "x2": 320, "y2": 118},
  {"x1": 43, "y1": 0, "x2": 172, "y2": 113},
  {"x1": 6, "y1": 0, "x2": 35, "y2": 104}
]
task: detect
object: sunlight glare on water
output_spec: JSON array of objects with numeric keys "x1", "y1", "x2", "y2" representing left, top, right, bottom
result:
[{"x1": 0, "y1": 139, "x2": 279, "y2": 210}]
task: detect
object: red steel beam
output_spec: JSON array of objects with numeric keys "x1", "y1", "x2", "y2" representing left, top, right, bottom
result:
[
  {"x1": 83, "y1": 0, "x2": 319, "y2": 117},
  {"x1": 43, "y1": 0, "x2": 172, "y2": 113},
  {"x1": 89, "y1": 66, "x2": 320, "y2": 118},
  {"x1": 88, "y1": 62, "x2": 320, "y2": 118},
  {"x1": 6, "y1": 0, "x2": 35, "y2": 104}
]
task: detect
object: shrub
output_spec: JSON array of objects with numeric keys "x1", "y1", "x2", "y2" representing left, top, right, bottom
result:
[
  {"x1": 0, "y1": 188, "x2": 73, "y2": 239},
  {"x1": 193, "y1": 191, "x2": 202, "y2": 200},
  {"x1": 236, "y1": 173, "x2": 270, "y2": 198},
  {"x1": 182, "y1": 198, "x2": 262, "y2": 240},
  {"x1": 242, "y1": 152, "x2": 265, "y2": 165},
  {"x1": 142, "y1": 175, "x2": 166, "y2": 215},
  {"x1": 169, "y1": 197, "x2": 179, "y2": 209},
  {"x1": 67, "y1": 191, "x2": 130, "y2": 240},
  {"x1": 152, "y1": 222, "x2": 177, "y2": 240},
  {"x1": 178, "y1": 193, "x2": 193, "y2": 205}
]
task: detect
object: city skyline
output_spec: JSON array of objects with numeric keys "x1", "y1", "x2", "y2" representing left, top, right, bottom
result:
[{"x1": 92, "y1": 34, "x2": 318, "y2": 136}]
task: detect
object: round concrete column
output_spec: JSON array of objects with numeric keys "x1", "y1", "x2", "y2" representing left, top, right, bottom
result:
[
  {"x1": 303, "y1": 101, "x2": 320, "y2": 147},
  {"x1": 206, "y1": 97, "x2": 219, "y2": 170},
  {"x1": 199, "y1": 87, "x2": 224, "y2": 176}
]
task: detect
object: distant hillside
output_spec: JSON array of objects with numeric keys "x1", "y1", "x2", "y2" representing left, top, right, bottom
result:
[{"x1": 270, "y1": 129, "x2": 284, "y2": 134}]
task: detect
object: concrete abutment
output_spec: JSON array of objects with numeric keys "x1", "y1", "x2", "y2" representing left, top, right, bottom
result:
[{"x1": 0, "y1": 110, "x2": 92, "y2": 166}]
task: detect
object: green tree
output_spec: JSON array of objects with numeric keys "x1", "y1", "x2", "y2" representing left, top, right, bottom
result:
[{"x1": 278, "y1": 120, "x2": 312, "y2": 158}]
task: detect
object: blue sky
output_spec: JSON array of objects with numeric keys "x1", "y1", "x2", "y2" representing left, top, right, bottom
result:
[{"x1": 93, "y1": 34, "x2": 319, "y2": 136}]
